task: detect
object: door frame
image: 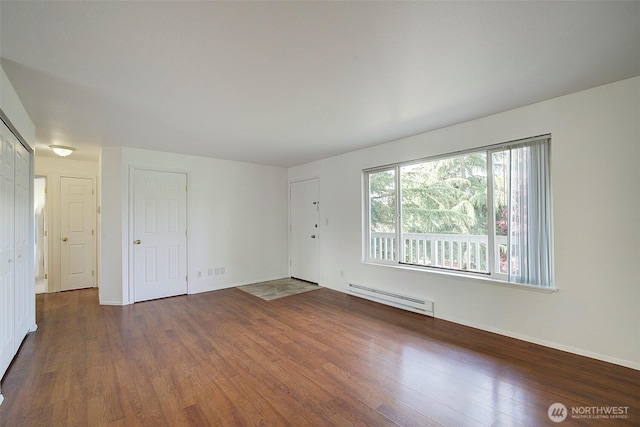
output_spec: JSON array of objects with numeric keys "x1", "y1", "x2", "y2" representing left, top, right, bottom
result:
[
  {"x1": 36, "y1": 172, "x2": 97, "y2": 293},
  {"x1": 289, "y1": 177, "x2": 320, "y2": 283},
  {"x1": 34, "y1": 175, "x2": 48, "y2": 293},
  {"x1": 127, "y1": 165, "x2": 190, "y2": 305}
]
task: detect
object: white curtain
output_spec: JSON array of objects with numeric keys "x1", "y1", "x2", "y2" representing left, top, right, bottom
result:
[{"x1": 508, "y1": 138, "x2": 552, "y2": 286}]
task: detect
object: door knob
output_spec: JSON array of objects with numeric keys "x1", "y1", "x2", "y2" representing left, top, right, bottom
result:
[
  {"x1": 62, "y1": 237, "x2": 68, "y2": 242},
  {"x1": 134, "y1": 239, "x2": 141, "y2": 245},
  {"x1": 311, "y1": 235, "x2": 316, "y2": 239}
]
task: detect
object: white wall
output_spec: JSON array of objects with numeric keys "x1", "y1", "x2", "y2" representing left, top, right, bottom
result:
[
  {"x1": 36, "y1": 156, "x2": 99, "y2": 176},
  {"x1": 1, "y1": 65, "x2": 35, "y2": 149},
  {"x1": 98, "y1": 148, "x2": 126, "y2": 304},
  {"x1": 99, "y1": 147, "x2": 289, "y2": 305},
  {"x1": 35, "y1": 156, "x2": 99, "y2": 292},
  {"x1": 290, "y1": 76, "x2": 640, "y2": 370}
]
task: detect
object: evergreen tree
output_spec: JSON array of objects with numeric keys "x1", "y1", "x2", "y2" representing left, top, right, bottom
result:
[{"x1": 400, "y1": 153, "x2": 488, "y2": 235}]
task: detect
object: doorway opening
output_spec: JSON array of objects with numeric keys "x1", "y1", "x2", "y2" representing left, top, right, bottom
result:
[{"x1": 34, "y1": 176, "x2": 48, "y2": 294}]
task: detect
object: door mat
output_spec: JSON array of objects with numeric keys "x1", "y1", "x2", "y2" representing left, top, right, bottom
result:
[{"x1": 236, "y1": 278, "x2": 320, "y2": 301}]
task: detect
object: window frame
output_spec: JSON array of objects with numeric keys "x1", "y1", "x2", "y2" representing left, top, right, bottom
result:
[
  {"x1": 364, "y1": 166, "x2": 398, "y2": 266},
  {"x1": 364, "y1": 135, "x2": 553, "y2": 288}
]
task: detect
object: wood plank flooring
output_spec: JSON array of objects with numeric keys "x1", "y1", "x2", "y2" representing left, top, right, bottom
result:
[{"x1": 0, "y1": 287, "x2": 638, "y2": 426}]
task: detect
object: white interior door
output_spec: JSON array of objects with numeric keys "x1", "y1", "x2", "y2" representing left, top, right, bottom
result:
[
  {"x1": 290, "y1": 178, "x2": 319, "y2": 283},
  {"x1": 13, "y1": 141, "x2": 30, "y2": 341},
  {"x1": 133, "y1": 169, "x2": 187, "y2": 302},
  {"x1": 0, "y1": 125, "x2": 16, "y2": 377},
  {"x1": 60, "y1": 176, "x2": 95, "y2": 291}
]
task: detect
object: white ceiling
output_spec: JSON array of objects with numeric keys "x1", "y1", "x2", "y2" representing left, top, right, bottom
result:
[{"x1": 1, "y1": 1, "x2": 639, "y2": 167}]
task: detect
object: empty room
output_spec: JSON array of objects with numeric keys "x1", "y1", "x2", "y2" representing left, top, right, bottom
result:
[{"x1": 1, "y1": 1, "x2": 639, "y2": 426}]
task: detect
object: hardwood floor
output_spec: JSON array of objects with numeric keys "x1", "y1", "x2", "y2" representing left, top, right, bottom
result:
[{"x1": 0, "y1": 287, "x2": 638, "y2": 426}]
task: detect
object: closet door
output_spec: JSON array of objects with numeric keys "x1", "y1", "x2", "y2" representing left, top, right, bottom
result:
[
  {"x1": 14, "y1": 140, "x2": 30, "y2": 343},
  {"x1": 0, "y1": 124, "x2": 15, "y2": 377}
]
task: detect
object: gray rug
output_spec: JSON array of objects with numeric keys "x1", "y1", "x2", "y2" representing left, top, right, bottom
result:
[{"x1": 237, "y1": 278, "x2": 320, "y2": 301}]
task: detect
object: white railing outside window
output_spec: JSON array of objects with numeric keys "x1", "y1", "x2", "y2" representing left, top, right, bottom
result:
[
  {"x1": 370, "y1": 232, "x2": 509, "y2": 274},
  {"x1": 370, "y1": 232, "x2": 396, "y2": 261}
]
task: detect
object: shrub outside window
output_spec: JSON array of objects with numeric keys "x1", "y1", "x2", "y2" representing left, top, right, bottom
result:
[{"x1": 365, "y1": 136, "x2": 553, "y2": 287}]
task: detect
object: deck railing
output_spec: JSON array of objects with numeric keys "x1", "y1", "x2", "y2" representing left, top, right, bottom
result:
[{"x1": 370, "y1": 231, "x2": 508, "y2": 273}]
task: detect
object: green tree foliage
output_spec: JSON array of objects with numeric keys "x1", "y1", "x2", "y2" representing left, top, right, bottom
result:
[
  {"x1": 369, "y1": 153, "x2": 491, "y2": 236},
  {"x1": 492, "y1": 150, "x2": 509, "y2": 236},
  {"x1": 400, "y1": 153, "x2": 488, "y2": 235},
  {"x1": 369, "y1": 169, "x2": 396, "y2": 233}
]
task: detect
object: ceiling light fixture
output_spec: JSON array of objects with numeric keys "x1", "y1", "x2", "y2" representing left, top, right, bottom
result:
[{"x1": 49, "y1": 145, "x2": 76, "y2": 157}]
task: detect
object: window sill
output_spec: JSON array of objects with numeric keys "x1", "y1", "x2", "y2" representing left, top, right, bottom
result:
[{"x1": 362, "y1": 261, "x2": 558, "y2": 293}]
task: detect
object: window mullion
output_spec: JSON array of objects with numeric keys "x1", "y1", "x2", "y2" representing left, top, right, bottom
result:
[
  {"x1": 487, "y1": 151, "x2": 496, "y2": 275},
  {"x1": 364, "y1": 171, "x2": 372, "y2": 262},
  {"x1": 506, "y1": 149, "x2": 512, "y2": 281},
  {"x1": 395, "y1": 166, "x2": 402, "y2": 263}
]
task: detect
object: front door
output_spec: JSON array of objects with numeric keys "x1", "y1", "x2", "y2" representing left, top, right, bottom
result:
[
  {"x1": 290, "y1": 178, "x2": 319, "y2": 283},
  {"x1": 60, "y1": 176, "x2": 95, "y2": 291},
  {"x1": 133, "y1": 169, "x2": 187, "y2": 302}
]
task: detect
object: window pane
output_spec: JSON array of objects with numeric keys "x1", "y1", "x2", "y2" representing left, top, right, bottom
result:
[
  {"x1": 400, "y1": 153, "x2": 488, "y2": 272},
  {"x1": 505, "y1": 140, "x2": 552, "y2": 286},
  {"x1": 368, "y1": 169, "x2": 396, "y2": 261},
  {"x1": 493, "y1": 138, "x2": 552, "y2": 286},
  {"x1": 492, "y1": 150, "x2": 509, "y2": 274}
]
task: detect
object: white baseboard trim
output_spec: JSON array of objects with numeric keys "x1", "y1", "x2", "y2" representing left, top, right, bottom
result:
[
  {"x1": 437, "y1": 314, "x2": 640, "y2": 371},
  {"x1": 327, "y1": 280, "x2": 639, "y2": 371},
  {"x1": 99, "y1": 299, "x2": 126, "y2": 306}
]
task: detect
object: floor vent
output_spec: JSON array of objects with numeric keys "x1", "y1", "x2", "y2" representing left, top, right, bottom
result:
[{"x1": 348, "y1": 283, "x2": 434, "y2": 317}]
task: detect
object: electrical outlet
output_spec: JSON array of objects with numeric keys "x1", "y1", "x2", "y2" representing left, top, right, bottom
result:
[
  {"x1": 208, "y1": 268, "x2": 213, "y2": 276},
  {"x1": 197, "y1": 271, "x2": 202, "y2": 278}
]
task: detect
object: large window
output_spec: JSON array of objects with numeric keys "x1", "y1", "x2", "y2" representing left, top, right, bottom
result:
[{"x1": 365, "y1": 136, "x2": 553, "y2": 287}]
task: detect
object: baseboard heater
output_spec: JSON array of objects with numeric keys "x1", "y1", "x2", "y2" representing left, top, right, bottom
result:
[{"x1": 348, "y1": 283, "x2": 434, "y2": 317}]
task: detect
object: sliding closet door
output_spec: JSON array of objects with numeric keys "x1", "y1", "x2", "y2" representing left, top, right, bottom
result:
[
  {"x1": 14, "y1": 141, "x2": 30, "y2": 342},
  {"x1": 0, "y1": 118, "x2": 32, "y2": 380},
  {"x1": 0, "y1": 124, "x2": 15, "y2": 377}
]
